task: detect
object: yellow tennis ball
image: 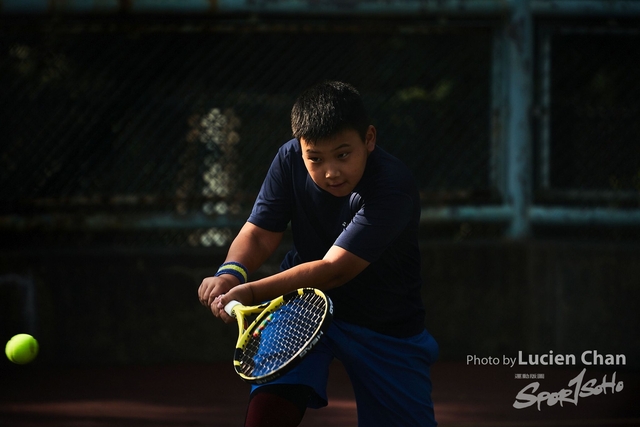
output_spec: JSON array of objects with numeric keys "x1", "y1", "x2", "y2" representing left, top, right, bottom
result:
[{"x1": 5, "y1": 334, "x2": 39, "y2": 365}]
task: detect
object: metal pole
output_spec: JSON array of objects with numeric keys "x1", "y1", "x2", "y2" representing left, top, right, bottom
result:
[{"x1": 504, "y1": 0, "x2": 534, "y2": 238}]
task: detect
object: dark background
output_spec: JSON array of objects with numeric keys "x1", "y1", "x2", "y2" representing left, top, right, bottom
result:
[{"x1": 1, "y1": 3, "x2": 638, "y2": 373}]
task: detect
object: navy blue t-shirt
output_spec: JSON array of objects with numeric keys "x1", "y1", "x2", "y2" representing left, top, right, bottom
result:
[{"x1": 248, "y1": 138, "x2": 425, "y2": 337}]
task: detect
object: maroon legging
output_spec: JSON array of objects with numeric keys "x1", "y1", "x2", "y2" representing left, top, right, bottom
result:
[{"x1": 244, "y1": 384, "x2": 314, "y2": 427}]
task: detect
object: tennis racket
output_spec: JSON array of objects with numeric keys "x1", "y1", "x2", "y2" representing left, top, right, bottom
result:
[{"x1": 224, "y1": 288, "x2": 333, "y2": 384}]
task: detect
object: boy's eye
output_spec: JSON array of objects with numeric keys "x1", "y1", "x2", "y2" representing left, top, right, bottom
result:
[
  {"x1": 337, "y1": 152, "x2": 350, "y2": 159},
  {"x1": 308, "y1": 157, "x2": 321, "y2": 163}
]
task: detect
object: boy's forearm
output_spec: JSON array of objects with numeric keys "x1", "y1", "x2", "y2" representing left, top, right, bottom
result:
[
  {"x1": 224, "y1": 222, "x2": 283, "y2": 276},
  {"x1": 247, "y1": 260, "x2": 332, "y2": 303},
  {"x1": 248, "y1": 246, "x2": 369, "y2": 303}
]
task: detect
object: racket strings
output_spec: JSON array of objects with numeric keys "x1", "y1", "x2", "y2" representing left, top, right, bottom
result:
[{"x1": 238, "y1": 292, "x2": 326, "y2": 378}]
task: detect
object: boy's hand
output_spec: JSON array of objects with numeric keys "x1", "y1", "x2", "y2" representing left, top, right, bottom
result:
[
  {"x1": 216, "y1": 284, "x2": 254, "y2": 323},
  {"x1": 198, "y1": 275, "x2": 237, "y2": 317}
]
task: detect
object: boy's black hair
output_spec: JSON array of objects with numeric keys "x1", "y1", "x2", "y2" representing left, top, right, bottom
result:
[{"x1": 291, "y1": 81, "x2": 370, "y2": 144}]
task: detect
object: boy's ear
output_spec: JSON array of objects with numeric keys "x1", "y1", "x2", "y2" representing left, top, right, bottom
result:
[{"x1": 365, "y1": 125, "x2": 376, "y2": 152}]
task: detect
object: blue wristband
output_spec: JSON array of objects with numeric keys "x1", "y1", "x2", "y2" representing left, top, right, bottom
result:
[{"x1": 214, "y1": 261, "x2": 249, "y2": 284}]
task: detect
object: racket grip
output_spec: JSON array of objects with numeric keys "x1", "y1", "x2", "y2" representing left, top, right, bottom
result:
[{"x1": 224, "y1": 300, "x2": 241, "y2": 317}]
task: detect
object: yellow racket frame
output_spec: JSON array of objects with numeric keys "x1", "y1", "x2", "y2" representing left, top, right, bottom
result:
[{"x1": 224, "y1": 288, "x2": 332, "y2": 384}]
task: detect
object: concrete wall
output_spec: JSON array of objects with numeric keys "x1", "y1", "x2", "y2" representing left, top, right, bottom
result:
[
  {"x1": 422, "y1": 241, "x2": 639, "y2": 367},
  {"x1": 1, "y1": 240, "x2": 638, "y2": 368}
]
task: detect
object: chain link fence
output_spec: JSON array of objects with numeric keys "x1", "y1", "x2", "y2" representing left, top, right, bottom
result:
[
  {"x1": 1, "y1": 15, "x2": 639, "y2": 250},
  {"x1": 1, "y1": 19, "x2": 493, "y2": 249},
  {"x1": 536, "y1": 24, "x2": 640, "y2": 205}
]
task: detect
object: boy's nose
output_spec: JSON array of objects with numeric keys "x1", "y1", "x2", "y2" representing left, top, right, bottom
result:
[{"x1": 325, "y1": 167, "x2": 341, "y2": 179}]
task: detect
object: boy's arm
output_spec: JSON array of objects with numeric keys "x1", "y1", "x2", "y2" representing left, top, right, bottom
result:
[
  {"x1": 216, "y1": 245, "x2": 369, "y2": 320},
  {"x1": 198, "y1": 221, "x2": 283, "y2": 312}
]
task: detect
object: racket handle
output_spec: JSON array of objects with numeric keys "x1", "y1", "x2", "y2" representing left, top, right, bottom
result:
[{"x1": 224, "y1": 300, "x2": 241, "y2": 317}]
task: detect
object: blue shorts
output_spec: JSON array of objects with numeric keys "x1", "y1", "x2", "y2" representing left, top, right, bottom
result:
[{"x1": 250, "y1": 319, "x2": 439, "y2": 427}]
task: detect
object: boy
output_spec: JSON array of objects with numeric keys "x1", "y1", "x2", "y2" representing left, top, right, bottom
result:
[{"x1": 198, "y1": 81, "x2": 438, "y2": 427}]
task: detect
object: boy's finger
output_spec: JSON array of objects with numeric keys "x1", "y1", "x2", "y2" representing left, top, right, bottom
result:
[{"x1": 217, "y1": 293, "x2": 230, "y2": 308}]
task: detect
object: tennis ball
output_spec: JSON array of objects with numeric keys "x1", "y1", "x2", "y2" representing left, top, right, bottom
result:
[{"x1": 5, "y1": 334, "x2": 39, "y2": 365}]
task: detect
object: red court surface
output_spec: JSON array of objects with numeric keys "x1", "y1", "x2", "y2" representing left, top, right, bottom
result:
[{"x1": 1, "y1": 361, "x2": 639, "y2": 426}]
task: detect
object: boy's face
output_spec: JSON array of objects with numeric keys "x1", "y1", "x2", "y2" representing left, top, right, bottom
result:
[{"x1": 300, "y1": 126, "x2": 376, "y2": 198}]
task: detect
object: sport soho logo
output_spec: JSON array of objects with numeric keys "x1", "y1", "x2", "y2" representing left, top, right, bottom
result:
[{"x1": 467, "y1": 350, "x2": 627, "y2": 411}]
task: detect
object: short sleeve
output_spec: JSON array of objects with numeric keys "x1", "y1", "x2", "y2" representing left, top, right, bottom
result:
[
  {"x1": 334, "y1": 190, "x2": 413, "y2": 263},
  {"x1": 247, "y1": 145, "x2": 294, "y2": 233}
]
